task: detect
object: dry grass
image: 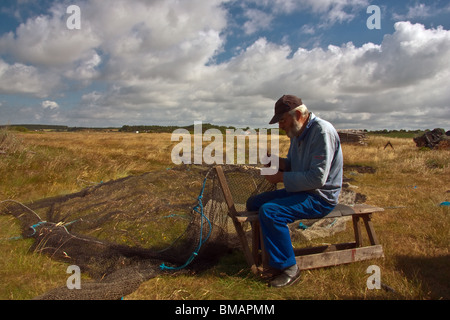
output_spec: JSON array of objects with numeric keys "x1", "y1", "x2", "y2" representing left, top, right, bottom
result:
[
  {"x1": 0, "y1": 131, "x2": 174, "y2": 201},
  {"x1": 0, "y1": 130, "x2": 449, "y2": 300},
  {"x1": 0, "y1": 215, "x2": 69, "y2": 299}
]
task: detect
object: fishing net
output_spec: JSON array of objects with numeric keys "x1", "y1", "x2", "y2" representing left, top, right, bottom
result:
[{"x1": 1, "y1": 165, "x2": 275, "y2": 300}]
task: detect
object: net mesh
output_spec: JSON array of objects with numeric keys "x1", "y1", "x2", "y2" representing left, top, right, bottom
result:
[{"x1": 1, "y1": 165, "x2": 275, "y2": 300}]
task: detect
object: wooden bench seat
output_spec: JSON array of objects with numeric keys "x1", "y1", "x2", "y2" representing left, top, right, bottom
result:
[{"x1": 215, "y1": 165, "x2": 384, "y2": 274}]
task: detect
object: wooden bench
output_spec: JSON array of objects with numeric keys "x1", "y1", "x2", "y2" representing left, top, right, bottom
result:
[{"x1": 215, "y1": 165, "x2": 384, "y2": 274}]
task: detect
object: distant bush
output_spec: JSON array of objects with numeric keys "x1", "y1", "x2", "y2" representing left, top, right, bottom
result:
[{"x1": 10, "y1": 126, "x2": 29, "y2": 132}]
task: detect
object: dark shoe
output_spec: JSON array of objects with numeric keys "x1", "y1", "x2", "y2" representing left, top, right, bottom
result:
[{"x1": 269, "y1": 265, "x2": 301, "y2": 288}]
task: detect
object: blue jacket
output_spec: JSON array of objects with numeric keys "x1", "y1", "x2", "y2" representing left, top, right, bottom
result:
[{"x1": 283, "y1": 113, "x2": 343, "y2": 206}]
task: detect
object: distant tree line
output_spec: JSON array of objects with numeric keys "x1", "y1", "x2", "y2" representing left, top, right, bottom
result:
[
  {"x1": 369, "y1": 129, "x2": 424, "y2": 134},
  {"x1": 1, "y1": 124, "x2": 446, "y2": 138},
  {"x1": 119, "y1": 123, "x2": 238, "y2": 134},
  {"x1": 0, "y1": 124, "x2": 69, "y2": 131}
]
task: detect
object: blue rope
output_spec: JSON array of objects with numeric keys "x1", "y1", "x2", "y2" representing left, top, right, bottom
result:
[
  {"x1": 29, "y1": 221, "x2": 47, "y2": 236},
  {"x1": 3, "y1": 221, "x2": 47, "y2": 241},
  {"x1": 159, "y1": 173, "x2": 212, "y2": 271},
  {"x1": 2, "y1": 220, "x2": 77, "y2": 241}
]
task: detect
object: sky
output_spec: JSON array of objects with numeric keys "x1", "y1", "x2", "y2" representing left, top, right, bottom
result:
[{"x1": 0, "y1": 0, "x2": 449, "y2": 130}]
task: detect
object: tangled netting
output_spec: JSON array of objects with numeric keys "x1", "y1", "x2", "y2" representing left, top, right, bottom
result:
[{"x1": 1, "y1": 165, "x2": 275, "y2": 300}]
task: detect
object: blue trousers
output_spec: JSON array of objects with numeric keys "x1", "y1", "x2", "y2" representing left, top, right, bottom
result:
[{"x1": 246, "y1": 189, "x2": 335, "y2": 270}]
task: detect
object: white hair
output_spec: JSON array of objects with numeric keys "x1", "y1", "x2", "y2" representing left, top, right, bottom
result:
[{"x1": 289, "y1": 104, "x2": 308, "y2": 117}]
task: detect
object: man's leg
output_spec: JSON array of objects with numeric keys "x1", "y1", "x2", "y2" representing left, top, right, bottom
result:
[
  {"x1": 247, "y1": 190, "x2": 334, "y2": 287},
  {"x1": 246, "y1": 189, "x2": 291, "y2": 212},
  {"x1": 258, "y1": 192, "x2": 333, "y2": 269}
]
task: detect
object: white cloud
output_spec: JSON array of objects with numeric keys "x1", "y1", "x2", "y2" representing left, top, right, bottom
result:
[
  {"x1": 0, "y1": 0, "x2": 227, "y2": 97},
  {"x1": 242, "y1": 9, "x2": 274, "y2": 35},
  {"x1": 73, "y1": 21, "x2": 450, "y2": 129},
  {"x1": 0, "y1": 1, "x2": 449, "y2": 130},
  {"x1": 0, "y1": 4, "x2": 100, "y2": 67},
  {"x1": 392, "y1": 3, "x2": 432, "y2": 20},
  {"x1": 64, "y1": 50, "x2": 102, "y2": 82},
  {"x1": 275, "y1": 22, "x2": 450, "y2": 129},
  {"x1": 244, "y1": 0, "x2": 369, "y2": 24},
  {"x1": 300, "y1": 25, "x2": 316, "y2": 35},
  {"x1": 41, "y1": 100, "x2": 59, "y2": 110},
  {"x1": 65, "y1": 20, "x2": 450, "y2": 129},
  {"x1": 0, "y1": 59, "x2": 57, "y2": 98}
]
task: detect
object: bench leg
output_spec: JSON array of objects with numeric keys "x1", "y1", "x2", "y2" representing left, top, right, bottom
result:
[
  {"x1": 352, "y1": 215, "x2": 363, "y2": 247},
  {"x1": 251, "y1": 221, "x2": 261, "y2": 265},
  {"x1": 362, "y1": 214, "x2": 379, "y2": 245},
  {"x1": 249, "y1": 220, "x2": 270, "y2": 272},
  {"x1": 259, "y1": 223, "x2": 269, "y2": 270}
]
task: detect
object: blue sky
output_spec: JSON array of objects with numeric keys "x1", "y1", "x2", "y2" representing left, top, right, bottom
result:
[{"x1": 0, "y1": 0, "x2": 449, "y2": 130}]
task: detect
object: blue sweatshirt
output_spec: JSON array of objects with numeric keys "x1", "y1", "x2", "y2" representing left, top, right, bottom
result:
[{"x1": 283, "y1": 113, "x2": 343, "y2": 206}]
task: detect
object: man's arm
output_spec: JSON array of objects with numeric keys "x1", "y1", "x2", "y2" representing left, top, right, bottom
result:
[{"x1": 283, "y1": 129, "x2": 337, "y2": 192}]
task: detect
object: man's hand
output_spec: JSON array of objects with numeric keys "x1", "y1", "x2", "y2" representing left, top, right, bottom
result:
[
  {"x1": 263, "y1": 155, "x2": 286, "y2": 171},
  {"x1": 264, "y1": 171, "x2": 283, "y2": 184}
]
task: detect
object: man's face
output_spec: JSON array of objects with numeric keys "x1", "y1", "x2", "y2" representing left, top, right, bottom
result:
[{"x1": 279, "y1": 112, "x2": 303, "y2": 138}]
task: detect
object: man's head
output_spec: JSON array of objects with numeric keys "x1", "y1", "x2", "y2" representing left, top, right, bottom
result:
[{"x1": 270, "y1": 95, "x2": 309, "y2": 138}]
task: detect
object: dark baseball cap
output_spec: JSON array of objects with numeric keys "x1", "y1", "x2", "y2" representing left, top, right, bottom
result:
[{"x1": 269, "y1": 95, "x2": 303, "y2": 124}]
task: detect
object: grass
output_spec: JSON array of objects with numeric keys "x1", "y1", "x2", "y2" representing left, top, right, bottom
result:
[
  {"x1": 0, "y1": 131, "x2": 173, "y2": 201},
  {"x1": 0, "y1": 215, "x2": 69, "y2": 299},
  {"x1": 0, "y1": 129, "x2": 449, "y2": 300}
]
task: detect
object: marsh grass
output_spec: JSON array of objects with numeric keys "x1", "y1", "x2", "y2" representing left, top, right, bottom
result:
[{"x1": 0, "y1": 130, "x2": 449, "y2": 300}]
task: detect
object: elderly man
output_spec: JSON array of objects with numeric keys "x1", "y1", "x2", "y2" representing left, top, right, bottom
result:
[{"x1": 247, "y1": 95, "x2": 343, "y2": 287}]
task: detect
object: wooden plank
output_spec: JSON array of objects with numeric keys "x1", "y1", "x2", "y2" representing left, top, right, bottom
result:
[
  {"x1": 353, "y1": 204, "x2": 385, "y2": 214},
  {"x1": 323, "y1": 204, "x2": 384, "y2": 218},
  {"x1": 294, "y1": 242, "x2": 357, "y2": 256},
  {"x1": 236, "y1": 206, "x2": 385, "y2": 223},
  {"x1": 296, "y1": 245, "x2": 384, "y2": 270},
  {"x1": 235, "y1": 211, "x2": 259, "y2": 223},
  {"x1": 326, "y1": 204, "x2": 352, "y2": 217}
]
